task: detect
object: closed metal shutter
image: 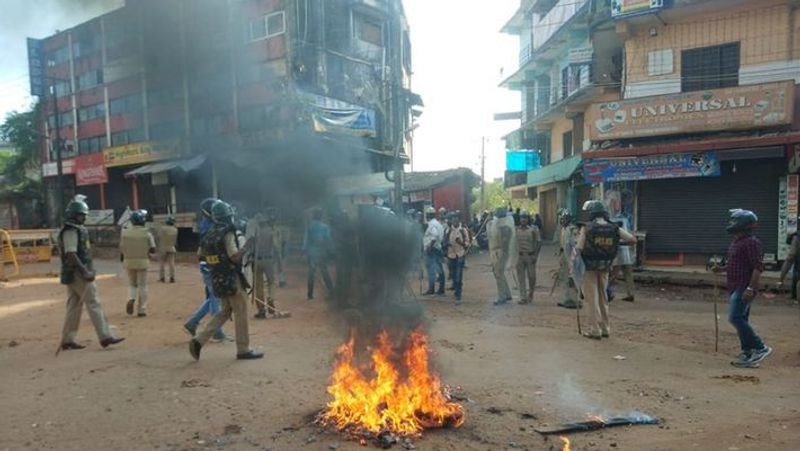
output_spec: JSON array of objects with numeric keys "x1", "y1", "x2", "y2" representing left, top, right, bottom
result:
[{"x1": 638, "y1": 158, "x2": 783, "y2": 255}]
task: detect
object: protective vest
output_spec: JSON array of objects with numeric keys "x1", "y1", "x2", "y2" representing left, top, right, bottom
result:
[
  {"x1": 516, "y1": 226, "x2": 539, "y2": 254},
  {"x1": 158, "y1": 225, "x2": 178, "y2": 253},
  {"x1": 59, "y1": 223, "x2": 93, "y2": 285},
  {"x1": 581, "y1": 221, "x2": 620, "y2": 271},
  {"x1": 201, "y1": 224, "x2": 241, "y2": 296},
  {"x1": 121, "y1": 226, "x2": 152, "y2": 270}
]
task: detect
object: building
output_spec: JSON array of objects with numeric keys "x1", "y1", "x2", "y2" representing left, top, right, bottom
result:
[
  {"x1": 500, "y1": 0, "x2": 623, "y2": 239},
  {"x1": 403, "y1": 168, "x2": 480, "y2": 220},
  {"x1": 582, "y1": 0, "x2": 800, "y2": 266},
  {"x1": 34, "y1": 0, "x2": 419, "y2": 235}
]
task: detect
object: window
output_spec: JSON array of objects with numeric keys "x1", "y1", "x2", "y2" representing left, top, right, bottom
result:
[
  {"x1": 561, "y1": 66, "x2": 570, "y2": 100},
  {"x1": 111, "y1": 129, "x2": 144, "y2": 146},
  {"x1": 78, "y1": 102, "x2": 106, "y2": 123},
  {"x1": 109, "y1": 95, "x2": 143, "y2": 115},
  {"x1": 148, "y1": 87, "x2": 183, "y2": 107},
  {"x1": 76, "y1": 70, "x2": 103, "y2": 91},
  {"x1": 73, "y1": 38, "x2": 99, "y2": 59},
  {"x1": 248, "y1": 11, "x2": 285, "y2": 42},
  {"x1": 49, "y1": 47, "x2": 70, "y2": 65},
  {"x1": 354, "y1": 13, "x2": 383, "y2": 46},
  {"x1": 648, "y1": 49, "x2": 673, "y2": 77},
  {"x1": 78, "y1": 135, "x2": 106, "y2": 154},
  {"x1": 681, "y1": 42, "x2": 740, "y2": 92},
  {"x1": 562, "y1": 130, "x2": 573, "y2": 158},
  {"x1": 48, "y1": 111, "x2": 74, "y2": 128},
  {"x1": 191, "y1": 114, "x2": 227, "y2": 137},
  {"x1": 150, "y1": 121, "x2": 183, "y2": 140},
  {"x1": 52, "y1": 80, "x2": 71, "y2": 97}
]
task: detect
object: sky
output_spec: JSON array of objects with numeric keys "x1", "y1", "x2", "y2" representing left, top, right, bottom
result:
[{"x1": 0, "y1": 0, "x2": 521, "y2": 181}]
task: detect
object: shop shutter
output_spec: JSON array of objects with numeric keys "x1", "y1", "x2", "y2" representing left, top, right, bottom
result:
[{"x1": 638, "y1": 158, "x2": 783, "y2": 256}]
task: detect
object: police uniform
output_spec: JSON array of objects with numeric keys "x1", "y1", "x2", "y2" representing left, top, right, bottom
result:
[
  {"x1": 247, "y1": 216, "x2": 281, "y2": 317},
  {"x1": 196, "y1": 223, "x2": 251, "y2": 355},
  {"x1": 516, "y1": 222, "x2": 541, "y2": 303},
  {"x1": 158, "y1": 223, "x2": 178, "y2": 282},
  {"x1": 559, "y1": 223, "x2": 580, "y2": 307},
  {"x1": 120, "y1": 225, "x2": 156, "y2": 315},
  {"x1": 489, "y1": 212, "x2": 515, "y2": 303},
  {"x1": 59, "y1": 221, "x2": 113, "y2": 345}
]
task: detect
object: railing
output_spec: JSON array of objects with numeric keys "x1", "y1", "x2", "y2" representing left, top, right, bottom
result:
[
  {"x1": 504, "y1": 171, "x2": 528, "y2": 189},
  {"x1": 532, "y1": 0, "x2": 588, "y2": 51}
]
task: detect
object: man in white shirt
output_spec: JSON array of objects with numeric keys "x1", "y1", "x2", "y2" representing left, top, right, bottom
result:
[{"x1": 422, "y1": 206, "x2": 445, "y2": 295}]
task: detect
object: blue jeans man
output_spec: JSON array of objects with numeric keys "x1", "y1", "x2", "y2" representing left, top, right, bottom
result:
[
  {"x1": 307, "y1": 254, "x2": 334, "y2": 300},
  {"x1": 449, "y1": 256, "x2": 465, "y2": 302},
  {"x1": 184, "y1": 263, "x2": 225, "y2": 340},
  {"x1": 728, "y1": 289, "x2": 765, "y2": 355},
  {"x1": 425, "y1": 248, "x2": 445, "y2": 295}
]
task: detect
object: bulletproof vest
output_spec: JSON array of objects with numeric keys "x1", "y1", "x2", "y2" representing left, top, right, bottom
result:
[
  {"x1": 581, "y1": 221, "x2": 620, "y2": 271},
  {"x1": 121, "y1": 226, "x2": 152, "y2": 270},
  {"x1": 201, "y1": 224, "x2": 240, "y2": 296},
  {"x1": 159, "y1": 225, "x2": 178, "y2": 253},
  {"x1": 59, "y1": 223, "x2": 93, "y2": 285},
  {"x1": 517, "y1": 226, "x2": 538, "y2": 254}
]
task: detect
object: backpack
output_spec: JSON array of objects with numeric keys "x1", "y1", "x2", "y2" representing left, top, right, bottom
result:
[{"x1": 581, "y1": 221, "x2": 620, "y2": 271}]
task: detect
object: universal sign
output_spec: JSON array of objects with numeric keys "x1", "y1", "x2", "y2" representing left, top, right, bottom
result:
[{"x1": 586, "y1": 80, "x2": 794, "y2": 141}]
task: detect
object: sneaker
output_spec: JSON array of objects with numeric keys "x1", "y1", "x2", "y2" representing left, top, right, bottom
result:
[
  {"x1": 730, "y1": 350, "x2": 753, "y2": 367},
  {"x1": 422, "y1": 290, "x2": 435, "y2": 296},
  {"x1": 493, "y1": 298, "x2": 510, "y2": 306},
  {"x1": 189, "y1": 339, "x2": 202, "y2": 361},
  {"x1": 137, "y1": 312, "x2": 147, "y2": 318},
  {"x1": 183, "y1": 322, "x2": 198, "y2": 337},
  {"x1": 748, "y1": 346, "x2": 773, "y2": 365},
  {"x1": 126, "y1": 299, "x2": 135, "y2": 316},
  {"x1": 236, "y1": 350, "x2": 264, "y2": 360}
]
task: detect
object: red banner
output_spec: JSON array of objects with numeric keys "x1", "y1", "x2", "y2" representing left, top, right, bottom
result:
[{"x1": 75, "y1": 153, "x2": 108, "y2": 186}]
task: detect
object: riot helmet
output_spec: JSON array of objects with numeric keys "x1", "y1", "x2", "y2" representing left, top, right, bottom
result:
[
  {"x1": 582, "y1": 200, "x2": 608, "y2": 220},
  {"x1": 65, "y1": 198, "x2": 90, "y2": 222},
  {"x1": 726, "y1": 209, "x2": 758, "y2": 234},
  {"x1": 211, "y1": 201, "x2": 236, "y2": 225},
  {"x1": 200, "y1": 198, "x2": 218, "y2": 219},
  {"x1": 130, "y1": 209, "x2": 148, "y2": 226}
]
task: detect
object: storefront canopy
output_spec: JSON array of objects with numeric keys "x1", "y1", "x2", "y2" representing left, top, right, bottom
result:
[
  {"x1": 124, "y1": 155, "x2": 206, "y2": 177},
  {"x1": 527, "y1": 155, "x2": 581, "y2": 187}
]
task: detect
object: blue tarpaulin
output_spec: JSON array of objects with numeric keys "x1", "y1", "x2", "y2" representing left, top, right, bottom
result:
[{"x1": 506, "y1": 150, "x2": 541, "y2": 172}]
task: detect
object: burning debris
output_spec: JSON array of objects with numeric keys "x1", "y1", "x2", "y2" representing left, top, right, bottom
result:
[
  {"x1": 535, "y1": 412, "x2": 660, "y2": 435},
  {"x1": 316, "y1": 327, "x2": 465, "y2": 447},
  {"x1": 559, "y1": 436, "x2": 571, "y2": 451}
]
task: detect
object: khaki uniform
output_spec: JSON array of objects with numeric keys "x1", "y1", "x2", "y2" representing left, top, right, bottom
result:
[
  {"x1": 157, "y1": 224, "x2": 178, "y2": 281},
  {"x1": 516, "y1": 224, "x2": 541, "y2": 303},
  {"x1": 197, "y1": 229, "x2": 250, "y2": 354},
  {"x1": 246, "y1": 219, "x2": 281, "y2": 315},
  {"x1": 120, "y1": 225, "x2": 156, "y2": 315},
  {"x1": 60, "y1": 227, "x2": 112, "y2": 343},
  {"x1": 489, "y1": 218, "x2": 514, "y2": 302},
  {"x1": 559, "y1": 224, "x2": 580, "y2": 305}
]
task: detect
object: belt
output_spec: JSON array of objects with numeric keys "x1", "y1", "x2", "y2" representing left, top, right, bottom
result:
[{"x1": 519, "y1": 252, "x2": 536, "y2": 256}]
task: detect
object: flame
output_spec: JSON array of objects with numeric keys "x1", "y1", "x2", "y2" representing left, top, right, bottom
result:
[
  {"x1": 560, "y1": 436, "x2": 571, "y2": 451},
  {"x1": 319, "y1": 327, "x2": 465, "y2": 437}
]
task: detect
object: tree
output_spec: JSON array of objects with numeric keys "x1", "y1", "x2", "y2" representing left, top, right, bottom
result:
[
  {"x1": 0, "y1": 105, "x2": 44, "y2": 226},
  {"x1": 470, "y1": 179, "x2": 537, "y2": 215}
]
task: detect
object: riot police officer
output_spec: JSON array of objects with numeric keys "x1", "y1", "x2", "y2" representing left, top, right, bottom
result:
[{"x1": 120, "y1": 209, "x2": 156, "y2": 317}]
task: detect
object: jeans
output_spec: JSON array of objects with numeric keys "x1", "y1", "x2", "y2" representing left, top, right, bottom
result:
[
  {"x1": 728, "y1": 289, "x2": 765, "y2": 352},
  {"x1": 425, "y1": 248, "x2": 445, "y2": 292},
  {"x1": 449, "y1": 256, "x2": 465, "y2": 298},
  {"x1": 307, "y1": 255, "x2": 334, "y2": 299},
  {"x1": 187, "y1": 266, "x2": 224, "y2": 338}
]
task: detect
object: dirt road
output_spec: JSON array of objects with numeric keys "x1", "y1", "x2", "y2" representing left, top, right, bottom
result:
[{"x1": 1, "y1": 247, "x2": 799, "y2": 451}]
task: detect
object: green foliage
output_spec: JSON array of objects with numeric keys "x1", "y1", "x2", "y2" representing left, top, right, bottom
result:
[
  {"x1": 0, "y1": 106, "x2": 42, "y2": 200},
  {"x1": 470, "y1": 180, "x2": 537, "y2": 215}
]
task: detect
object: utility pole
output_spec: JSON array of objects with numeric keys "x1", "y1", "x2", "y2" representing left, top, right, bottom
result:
[
  {"x1": 480, "y1": 136, "x2": 486, "y2": 212},
  {"x1": 50, "y1": 82, "x2": 64, "y2": 226}
]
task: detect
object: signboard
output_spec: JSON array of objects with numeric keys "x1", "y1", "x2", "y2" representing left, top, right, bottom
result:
[
  {"x1": 409, "y1": 191, "x2": 431, "y2": 202},
  {"x1": 612, "y1": 0, "x2": 667, "y2": 19},
  {"x1": 568, "y1": 47, "x2": 594, "y2": 64},
  {"x1": 586, "y1": 81, "x2": 795, "y2": 141},
  {"x1": 103, "y1": 141, "x2": 180, "y2": 168},
  {"x1": 788, "y1": 174, "x2": 799, "y2": 235},
  {"x1": 42, "y1": 158, "x2": 76, "y2": 177},
  {"x1": 74, "y1": 153, "x2": 108, "y2": 186},
  {"x1": 583, "y1": 152, "x2": 720, "y2": 183},
  {"x1": 27, "y1": 38, "x2": 45, "y2": 97},
  {"x1": 85, "y1": 209, "x2": 115, "y2": 226}
]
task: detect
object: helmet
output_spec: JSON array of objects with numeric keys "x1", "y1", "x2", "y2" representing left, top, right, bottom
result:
[
  {"x1": 438, "y1": 207, "x2": 447, "y2": 216},
  {"x1": 558, "y1": 208, "x2": 573, "y2": 225},
  {"x1": 211, "y1": 201, "x2": 235, "y2": 225},
  {"x1": 425, "y1": 206, "x2": 436, "y2": 215},
  {"x1": 519, "y1": 209, "x2": 531, "y2": 218},
  {"x1": 130, "y1": 209, "x2": 148, "y2": 226},
  {"x1": 165, "y1": 216, "x2": 176, "y2": 226},
  {"x1": 726, "y1": 209, "x2": 758, "y2": 234},
  {"x1": 582, "y1": 200, "x2": 608, "y2": 219},
  {"x1": 65, "y1": 199, "x2": 90, "y2": 220},
  {"x1": 494, "y1": 207, "x2": 507, "y2": 219},
  {"x1": 200, "y1": 198, "x2": 218, "y2": 218}
]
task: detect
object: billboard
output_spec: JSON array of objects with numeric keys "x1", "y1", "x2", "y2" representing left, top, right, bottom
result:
[
  {"x1": 612, "y1": 0, "x2": 668, "y2": 19},
  {"x1": 583, "y1": 152, "x2": 720, "y2": 183},
  {"x1": 27, "y1": 38, "x2": 45, "y2": 97}
]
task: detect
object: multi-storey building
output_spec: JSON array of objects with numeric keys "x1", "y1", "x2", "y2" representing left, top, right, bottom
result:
[
  {"x1": 500, "y1": 0, "x2": 622, "y2": 239},
  {"x1": 36, "y1": 0, "x2": 417, "y2": 229},
  {"x1": 582, "y1": 0, "x2": 800, "y2": 266}
]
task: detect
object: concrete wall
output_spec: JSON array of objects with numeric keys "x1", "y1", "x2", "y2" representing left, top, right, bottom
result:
[{"x1": 549, "y1": 116, "x2": 573, "y2": 163}]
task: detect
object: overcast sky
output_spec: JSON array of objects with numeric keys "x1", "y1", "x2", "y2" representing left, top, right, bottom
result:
[{"x1": 0, "y1": 0, "x2": 520, "y2": 180}]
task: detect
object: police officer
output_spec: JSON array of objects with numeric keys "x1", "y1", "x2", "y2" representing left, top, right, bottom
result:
[
  {"x1": 158, "y1": 216, "x2": 178, "y2": 283},
  {"x1": 248, "y1": 211, "x2": 286, "y2": 319},
  {"x1": 557, "y1": 209, "x2": 581, "y2": 309},
  {"x1": 58, "y1": 197, "x2": 124, "y2": 350},
  {"x1": 577, "y1": 201, "x2": 636, "y2": 339},
  {"x1": 489, "y1": 207, "x2": 516, "y2": 305},
  {"x1": 120, "y1": 209, "x2": 156, "y2": 317},
  {"x1": 516, "y1": 210, "x2": 541, "y2": 305},
  {"x1": 190, "y1": 200, "x2": 263, "y2": 360}
]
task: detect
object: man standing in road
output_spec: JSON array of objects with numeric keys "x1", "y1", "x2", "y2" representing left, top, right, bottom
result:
[
  {"x1": 577, "y1": 201, "x2": 636, "y2": 339},
  {"x1": 422, "y1": 206, "x2": 445, "y2": 296},
  {"x1": 248, "y1": 211, "x2": 287, "y2": 318},
  {"x1": 120, "y1": 209, "x2": 156, "y2": 317},
  {"x1": 610, "y1": 215, "x2": 636, "y2": 302},
  {"x1": 713, "y1": 209, "x2": 772, "y2": 368},
  {"x1": 58, "y1": 197, "x2": 124, "y2": 351},
  {"x1": 516, "y1": 210, "x2": 541, "y2": 305},
  {"x1": 158, "y1": 216, "x2": 178, "y2": 283},
  {"x1": 489, "y1": 207, "x2": 516, "y2": 305},
  {"x1": 557, "y1": 209, "x2": 581, "y2": 309},
  {"x1": 303, "y1": 208, "x2": 335, "y2": 300},
  {"x1": 447, "y1": 213, "x2": 469, "y2": 303}
]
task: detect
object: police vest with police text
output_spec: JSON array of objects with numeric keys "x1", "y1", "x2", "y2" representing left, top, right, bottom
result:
[
  {"x1": 59, "y1": 223, "x2": 93, "y2": 285},
  {"x1": 201, "y1": 224, "x2": 241, "y2": 296},
  {"x1": 581, "y1": 221, "x2": 620, "y2": 271}
]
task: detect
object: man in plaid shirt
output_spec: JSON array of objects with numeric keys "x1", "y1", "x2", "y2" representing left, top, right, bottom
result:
[{"x1": 713, "y1": 209, "x2": 772, "y2": 368}]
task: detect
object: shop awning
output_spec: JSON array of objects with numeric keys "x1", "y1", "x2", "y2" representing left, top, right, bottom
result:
[
  {"x1": 527, "y1": 155, "x2": 582, "y2": 187},
  {"x1": 125, "y1": 155, "x2": 206, "y2": 177}
]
